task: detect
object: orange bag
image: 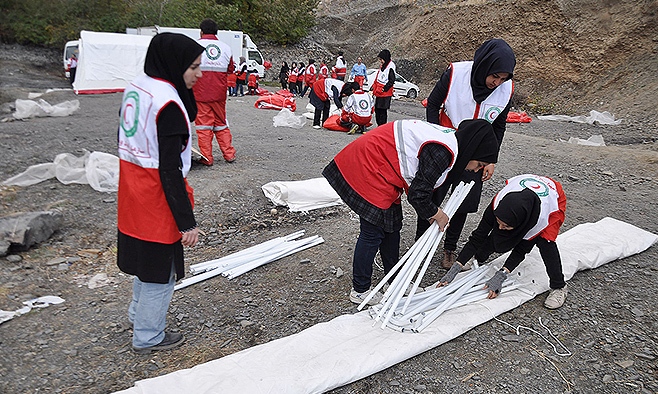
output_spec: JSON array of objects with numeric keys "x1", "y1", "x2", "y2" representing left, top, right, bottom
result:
[{"x1": 322, "y1": 114, "x2": 350, "y2": 132}]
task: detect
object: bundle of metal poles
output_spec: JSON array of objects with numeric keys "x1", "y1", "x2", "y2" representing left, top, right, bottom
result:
[
  {"x1": 174, "y1": 230, "x2": 324, "y2": 290},
  {"x1": 355, "y1": 181, "x2": 514, "y2": 331}
]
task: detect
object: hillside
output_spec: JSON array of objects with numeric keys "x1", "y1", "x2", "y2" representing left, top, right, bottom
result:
[{"x1": 265, "y1": 0, "x2": 657, "y2": 136}]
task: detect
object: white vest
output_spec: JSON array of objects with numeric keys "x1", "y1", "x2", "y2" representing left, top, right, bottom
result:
[
  {"x1": 393, "y1": 120, "x2": 458, "y2": 188},
  {"x1": 493, "y1": 174, "x2": 560, "y2": 239},
  {"x1": 198, "y1": 37, "x2": 232, "y2": 72},
  {"x1": 345, "y1": 91, "x2": 373, "y2": 117},
  {"x1": 118, "y1": 75, "x2": 192, "y2": 177},
  {"x1": 324, "y1": 78, "x2": 345, "y2": 97},
  {"x1": 375, "y1": 61, "x2": 396, "y2": 85},
  {"x1": 443, "y1": 61, "x2": 513, "y2": 128}
]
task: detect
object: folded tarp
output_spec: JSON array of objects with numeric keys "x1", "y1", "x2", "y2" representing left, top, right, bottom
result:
[
  {"x1": 113, "y1": 217, "x2": 656, "y2": 394},
  {"x1": 261, "y1": 178, "x2": 343, "y2": 212}
]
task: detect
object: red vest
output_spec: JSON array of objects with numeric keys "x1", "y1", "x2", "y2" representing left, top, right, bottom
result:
[
  {"x1": 335, "y1": 120, "x2": 457, "y2": 209},
  {"x1": 372, "y1": 61, "x2": 396, "y2": 98}
]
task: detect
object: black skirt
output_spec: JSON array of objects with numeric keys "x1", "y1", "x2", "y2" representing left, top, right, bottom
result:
[{"x1": 117, "y1": 231, "x2": 185, "y2": 284}]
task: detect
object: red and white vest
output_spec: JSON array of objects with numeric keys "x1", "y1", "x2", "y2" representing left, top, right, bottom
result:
[
  {"x1": 118, "y1": 75, "x2": 193, "y2": 244},
  {"x1": 344, "y1": 90, "x2": 374, "y2": 118},
  {"x1": 372, "y1": 61, "x2": 396, "y2": 97},
  {"x1": 335, "y1": 120, "x2": 457, "y2": 209},
  {"x1": 305, "y1": 64, "x2": 317, "y2": 85},
  {"x1": 319, "y1": 64, "x2": 329, "y2": 78},
  {"x1": 334, "y1": 56, "x2": 347, "y2": 78},
  {"x1": 493, "y1": 174, "x2": 560, "y2": 240},
  {"x1": 313, "y1": 78, "x2": 344, "y2": 101},
  {"x1": 193, "y1": 34, "x2": 233, "y2": 102},
  {"x1": 440, "y1": 61, "x2": 513, "y2": 129}
]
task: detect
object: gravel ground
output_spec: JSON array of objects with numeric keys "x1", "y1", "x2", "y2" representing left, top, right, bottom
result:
[{"x1": 0, "y1": 47, "x2": 657, "y2": 393}]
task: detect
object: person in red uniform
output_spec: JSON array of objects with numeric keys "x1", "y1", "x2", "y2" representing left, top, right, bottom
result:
[
  {"x1": 371, "y1": 49, "x2": 396, "y2": 126},
  {"x1": 247, "y1": 71, "x2": 259, "y2": 95},
  {"x1": 322, "y1": 119, "x2": 500, "y2": 305},
  {"x1": 117, "y1": 33, "x2": 203, "y2": 353},
  {"x1": 192, "y1": 19, "x2": 237, "y2": 165},
  {"x1": 420, "y1": 39, "x2": 516, "y2": 268},
  {"x1": 438, "y1": 174, "x2": 569, "y2": 309},
  {"x1": 299, "y1": 59, "x2": 317, "y2": 98}
]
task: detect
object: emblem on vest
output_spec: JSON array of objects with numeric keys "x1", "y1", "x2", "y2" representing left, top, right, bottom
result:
[
  {"x1": 483, "y1": 104, "x2": 502, "y2": 123},
  {"x1": 121, "y1": 91, "x2": 140, "y2": 137},
  {"x1": 519, "y1": 177, "x2": 550, "y2": 197},
  {"x1": 205, "y1": 44, "x2": 221, "y2": 61},
  {"x1": 358, "y1": 99, "x2": 369, "y2": 110}
]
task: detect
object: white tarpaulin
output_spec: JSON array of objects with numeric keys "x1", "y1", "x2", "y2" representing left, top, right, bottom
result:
[
  {"x1": 261, "y1": 178, "x2": 343, "y2": 212},
  {"x1": 538, "y1": 110, "x2": 622, "y2": 125},
  {"x1": 13, "y1": 99, "x2": 80, "y2": 119},
  {"x1": 73, "y1": 31, "x2": 152, "y2": 94},
  {"x1": 114, "y1": 217, "x2": 656, "y2": 394}
]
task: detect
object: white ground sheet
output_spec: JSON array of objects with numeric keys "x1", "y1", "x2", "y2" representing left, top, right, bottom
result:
[
  {"x1": 261, "y1": 178, "x2": 343, "y2": 212},
  {"x1": 114, "y1": 217, "x2": 656, "y2": 394}
]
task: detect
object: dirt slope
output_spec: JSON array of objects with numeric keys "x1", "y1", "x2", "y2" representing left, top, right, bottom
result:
[{"x1": 308, "y1": 0, "x2": 658, "y2": 130}]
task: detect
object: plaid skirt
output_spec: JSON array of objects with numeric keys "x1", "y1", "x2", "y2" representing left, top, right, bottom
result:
[{"x1": 323, "y1": 160, "x2": 403, "y2": 232}]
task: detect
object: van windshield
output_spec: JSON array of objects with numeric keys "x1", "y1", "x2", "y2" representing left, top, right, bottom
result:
[
  {"x1": 65, "y1": 45, "x2": 78, "y2": 59},
  {"x1": 248, "y1": 50, "x2": 262, "y2": 65}
]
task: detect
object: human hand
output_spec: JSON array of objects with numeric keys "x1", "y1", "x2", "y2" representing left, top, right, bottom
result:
[
  {"x1": 481, "y1": 163, "x2": 495, "y2": 181},
  {"x1": 484, "y1": 269, "x2": 508, "y2": 298},
  {"x1": 429, "y1": 208, "x2": 449, "y2": 232},
  {"x1": 437, "y1": 261, "x2": 462, "y2": 287},
  {"x1": 181, "y1": 228, "x2": 199, "y2": 247}
]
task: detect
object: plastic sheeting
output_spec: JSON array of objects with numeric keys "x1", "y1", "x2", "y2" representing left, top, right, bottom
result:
[
  {"x1": 272, "y1": 108, "x2": 307, "y2": 129},
  {"x1": 13, "y1": 99, "x2": 80, "y2": 119},
  {"x1": 261, "y1": 178, "x2": 343, "y2": 212},
  {"x1": 3, "y1": 151, "x2": 119, "y2": 193},
  {"x1": 538, "y1": 110, "x2": 622, "y2": 125},
  {"x1": 114, "y1": 217, "x2": 656, "y2": 394}
]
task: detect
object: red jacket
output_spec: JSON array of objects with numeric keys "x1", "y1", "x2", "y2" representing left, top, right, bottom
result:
[{"x1": 193, "y1": 34, "x2": 235, "y2": 103}]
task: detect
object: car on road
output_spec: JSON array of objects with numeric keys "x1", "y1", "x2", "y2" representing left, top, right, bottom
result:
[{"x1": 353, "y1": 69, "x2": 420, "y2": 99}]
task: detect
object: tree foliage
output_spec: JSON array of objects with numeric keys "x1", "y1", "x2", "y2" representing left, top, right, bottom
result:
[{"x1": 0, "y1": 0, "x2": 318, "y2": 47}]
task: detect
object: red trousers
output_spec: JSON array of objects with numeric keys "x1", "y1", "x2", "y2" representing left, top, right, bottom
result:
[{"x1": 195, "y1": 101, "x2": 236, "y2": 165}]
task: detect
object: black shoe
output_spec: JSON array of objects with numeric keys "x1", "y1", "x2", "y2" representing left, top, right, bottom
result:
[{"x1": 132, "y1": 332, "x2": 185, "y2": 354}]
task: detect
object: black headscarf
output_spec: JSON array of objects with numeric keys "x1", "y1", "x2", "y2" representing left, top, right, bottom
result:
[
  {"x1": 378, "y1": 49, "x2": 391, "y2": 70},
  {"x1": 446, "y1": 119, "x2": 499, "y2": 186},
  {"x1": 490, "y1": 188, "x2": 541, "y2": 252},
  {"x1": 470, "y1": 38, "x2": 516, "y2": 103},
  {"x1": 144, "y1": 33, "x2": 205, "y2": 120}
]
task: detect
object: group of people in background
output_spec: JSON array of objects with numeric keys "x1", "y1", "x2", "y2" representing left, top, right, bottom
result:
[{"x1": 116, "y1": 19, "x2": 570, "y2": 355}]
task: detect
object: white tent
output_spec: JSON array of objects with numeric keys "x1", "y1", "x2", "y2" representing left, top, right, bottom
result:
[{"x1": 73, "y1": 31, "x2": 152, "y2": 94}]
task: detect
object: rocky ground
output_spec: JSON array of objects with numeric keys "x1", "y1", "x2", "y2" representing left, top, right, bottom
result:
[{"x1": 1, "y1": 12, "x2": 658, "y2": 393}]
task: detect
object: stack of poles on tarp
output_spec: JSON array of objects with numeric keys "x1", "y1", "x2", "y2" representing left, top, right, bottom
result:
[
  {"x1": 174, "y1": 230, "x2": 324, "y2": 290},
  {"x1": 357, "y1": 181, "x2": 520, "y2": 332}
]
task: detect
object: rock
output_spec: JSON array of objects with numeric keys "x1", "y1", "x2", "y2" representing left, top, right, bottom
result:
[
  {"x1": 45, "y1": 257, "x2": 67, "y2": 266},
  {"x1": 0, "y1": 211, "x2": 63, "y2": 254},
  {"x1": 335, "y1": 267, "x2": 344, "y2": 278},
  {"x1": 602, "y1": 374, "x2": 614, "y2": 383},
  {"x1": 388, "y1": 380, "x2": 400, "y2": 386},
  {"x1": 614, "y1": 360, "x2": 634, "y2": 368},
  {"x1": 240, "y1": 320, "x2": 253, "y2": 327},
  {"x1": 300, "y1": 258, "x2": 311, "y2": 264},
  {"x1": 6, "y1": 254, "x2": 22, "y2": 263}
]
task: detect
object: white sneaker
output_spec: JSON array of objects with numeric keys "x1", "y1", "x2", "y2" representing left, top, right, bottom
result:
[
  {"x1": 544, "y1": 284, "x2": 568, "y2": 309},
  {"x1": 312, "y1": 125, "x2": 321, "y2": 129},
  {"x1": 350, "y1": 288, "x2": 383, "y2": 305}
]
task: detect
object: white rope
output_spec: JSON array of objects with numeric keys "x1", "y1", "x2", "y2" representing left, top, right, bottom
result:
[{"x1": 475, "y1": 303, "x2": 572, "y2": 357}]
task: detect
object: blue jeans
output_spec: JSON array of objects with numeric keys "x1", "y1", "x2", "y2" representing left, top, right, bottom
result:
[
  {"x1": 128, "y1": 264, "x2": 175, "y2": 348},
  {"x1": 352, "y1": 218, "x2": 400, "y2": 293}
]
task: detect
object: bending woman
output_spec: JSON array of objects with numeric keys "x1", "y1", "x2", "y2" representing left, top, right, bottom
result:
[
  {"x1": 323, "y1": 119, "x2": 499, "y2": 305},
  {"x1": 439, "y1": 174, "x2": 568, "y2": 309}
]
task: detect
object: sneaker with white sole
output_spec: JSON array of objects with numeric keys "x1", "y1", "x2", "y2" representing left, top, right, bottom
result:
[
  {"x1": 312, "y1": 125, "x2": 321, "y2": 129},
  {"x1": 544, "y1": 284, "x2": 568, "y2": 309},
  {"x1": 350, "y1": 288, "x2": 383, "y2": 305}
]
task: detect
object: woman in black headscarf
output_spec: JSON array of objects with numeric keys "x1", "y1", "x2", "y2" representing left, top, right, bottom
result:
[
  {"x1": 371, "y1": 49, "x2": 396, "y2": 126},
  {"x1": 421, "y1": 38, "x2": 516, "y2": 270},
  {"x1": 117, "y1": 33, "x2": 204, "y2": 353},
  {"x1": 279, "y1": 61, "x2": 289, "y2": 90},
  {"x1": 438, "y1": 174, "x2": 569, "y2": 309},
  {"x1": 322, "y1": 118, "x2": 499, "y2": 305}
]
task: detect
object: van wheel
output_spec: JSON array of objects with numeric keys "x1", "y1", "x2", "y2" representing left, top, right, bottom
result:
[{"x1": 406, "y1": 89, "x2": 418, "y2": 99}]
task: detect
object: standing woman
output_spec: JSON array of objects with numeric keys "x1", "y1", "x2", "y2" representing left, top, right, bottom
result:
[
  {"x1": 278, "y1": 61, "x2": 289, "y2": 90},
  {"x1": 371, "y1": 49, "x2": 396, "y2": 126},
  {"x1": 420, "y1": 39, "x2": 516, "y2": 268},
  {"x1": 235, "y1": 56, "x2": 248, "y2": 96},
  {"x1": 296, "y1": 62, "x2": 306, "y2": 96},
  {"x1": 322, "y1": 119, "x2": 499, "y2": 305},
  {"x1": 117, "y1": 33, "x2": 203, "y2": 353},
  {"x1": 287, "y1": 62, "x2": 298, "y2": 95}
]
